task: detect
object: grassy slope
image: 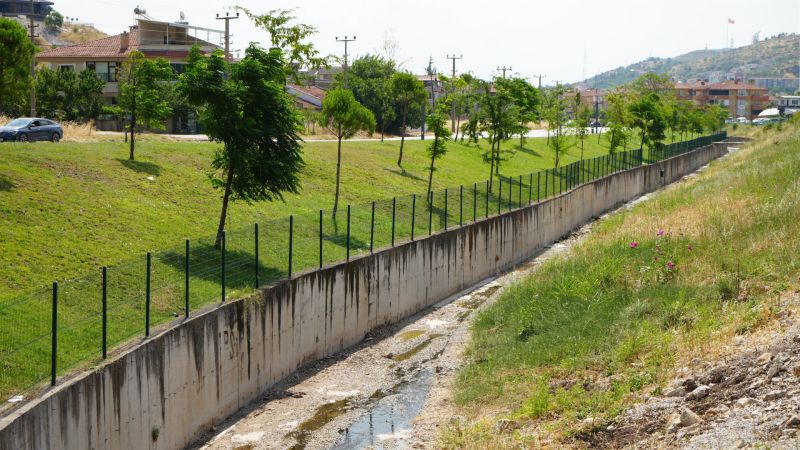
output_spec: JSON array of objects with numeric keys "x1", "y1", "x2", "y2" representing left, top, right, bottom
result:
[
  {"x1": 444, "y1": 124, "x2": 800, "y2": 447},
  {"x1": 0, "y1": 134, "x2": 614, "y2": 299}
]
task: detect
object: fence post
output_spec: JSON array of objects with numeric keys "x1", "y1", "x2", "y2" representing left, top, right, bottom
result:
[
  {"x1": 185, "y1": 239, "x2": 189, "y2": 318},
  {"x1": 221, "y1": 230, "x2": 226, "y2": 302},
  {"x1": 528, "y1": 173, "x2": 533, "y2": 205},
  {"x1": 102, "y1": 266, "x2": 107, "y2": 358},
  {"x1": 544, "y1": 169, "x2": 548, "y2": 198},
  {"x1": 444, "y1": 188, "x2": 448, "y2": 230},
  {"x1": 497, "y1": 178, "x2": 502, "y2": 215},
  {"x1": 391, "y1": 197, "x2": 396, "y2": 247},
  {"x1": 508, "y1": 176, "x2": 513, "y2": 212},
  {"x1": 51, "y1": 281, "x2": 57, "y2": 386},
  {"x1": 537, "y1": 172, "x2": 541, "y2": 203},
  {"x1": 485, "y1": 180, "x2": 489, "y2": 218},
  {"x1": 411, "y1": 194, "x2": 416, "y2": 241},
  {"x1": 473, "y1": 183, "x2": 477, "y2": 222},
  {"x1": 288, "y1": 216, "x2": 293, "y2": 279},
  {"x1": 346, "y1": 205, "x2": 351, "y2": 260},
  {"x1": 552, "y1": 168, "x2": 556, "y2": 195},
  {"x1": 254, "y1": 223, "x2": 259, "y2": 288},
  {"x1": 370, "y1": 201, "x2": 375, "y2": 253},
  {"x1": 428, "y1": 192, "x2": 433, "y2": 235},
  {"x1": 459, "y1": 185, "x2": 463, "y2": 226},
  {"x1": 319, "y1": 210, "x2": 323, "y2": 268},
  {"x1": 146, "y1": 253, "x2": 152, "y2": 337},
  {"x1": 518, "y1": 175, "x2": 522, "y2": 208}
]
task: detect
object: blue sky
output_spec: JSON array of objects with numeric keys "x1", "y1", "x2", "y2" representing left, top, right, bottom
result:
[{"x1": 59, "y1": 0, "x2": 800, "y2": 83}]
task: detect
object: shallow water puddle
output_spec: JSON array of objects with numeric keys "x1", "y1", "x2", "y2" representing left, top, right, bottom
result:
[
  {"x1": 285, "y1": 398, "x2": 350, "y2": 449},
  {"x1": 331, "y1": 369, "x2": 435, "y2": 450}
]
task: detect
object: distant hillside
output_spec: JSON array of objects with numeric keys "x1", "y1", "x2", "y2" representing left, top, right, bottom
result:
[
  {"x1": 580, "y1": 33, "x2": 800, "y2": 91},
  {"x1": 38, "y1": 23, "x2": 108, "y2": 49}
]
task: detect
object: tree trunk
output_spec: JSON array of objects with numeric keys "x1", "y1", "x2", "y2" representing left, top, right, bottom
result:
[
  {"x1": 333, "y1": 131, "x2": 343, "y2": 219},
  {"x1": 380, "y1": 117, "x2": 385, "y2": 142},
  {"x1": 213, "y1": 163, "x2": 235, "y2": 249},
  {"x1": 520, "y1": 120, "x2": 525, "y2": 148},
  {"x1": 129, "y1": 113, "x2": 136, "y2": 160},
  {"x1": 397, "y1": 108, "x2": 407, "y2": 168}
]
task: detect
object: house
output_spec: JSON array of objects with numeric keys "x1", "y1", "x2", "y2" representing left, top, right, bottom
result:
[
  {"x1": 748, "y1": 76, "x2": 800, "y2": 93},
  {"x1": 416, "y1": 74, "x2": 445, "y2": 107},
  {"x1": 565, "y1": 88, "x2": 607, "y2": 116},
  {"x1": 675, "y1": 80, "x2": 770, "y2": 120},
  {"x1": 35, "y1": 17, "x2": 223, "y2": 133},
  {"x1": 286, "y1": 84, "x2": 326, "y2": 110},
  {"x1": 0, "y1": 0, "x2": 52, "y2": 21},
  {"x1": 775, "y1": 95, "x2": 800, "y2": 116}
]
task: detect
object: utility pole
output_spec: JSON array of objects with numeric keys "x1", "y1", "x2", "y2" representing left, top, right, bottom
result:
[
  {"x1": 29, "y1": 0, "x2": 38, "y2": 116},
  {"x1": 422, "y1": 56, "x2": 436, "y2": 141},
  {"x1": 336, "y1": 35, "x2": 356, "y2": 88},
  {"x1": 497, "y1": 66, "x2": 512, "y2": 79},
  {"x1": 533, "y1": 74, "x2": 546, "y2": 90},
  {"x1": 445, "y1": 54, "x2": 462, "y2": 133},
  {"x1": 215, "y1": 12, "x2": 239, "y2": 61}
]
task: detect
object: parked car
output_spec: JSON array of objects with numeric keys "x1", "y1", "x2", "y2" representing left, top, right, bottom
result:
[
  {"x1": 0, "y1": 118, "x2": 63, "y2": 142},
  {"x1": 735, "y1": 116, "x2": 750, "y2": 124}
]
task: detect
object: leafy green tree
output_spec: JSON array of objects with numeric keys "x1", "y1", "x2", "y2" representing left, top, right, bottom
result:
[
  {"x1": 36, "y1": 68, "x2": 104, "y2": 122},
  {"x1": 235, "y1": 7, "x2": 329, "y2": 84},
  {"x1": 629, "y1": 92, "x2": 667, "y2": 150},
  {"x1": 119, "y1": 51, "x2": 173, "y2": 160},
  {"x1": 179, "y1": 45, "x2": 305, "y2": 248},
  {"x1": 605, "y1": 89, "x2": 632, "y2": 153},
  {"x1": 388, "y1": 71, "x2": 427, "y2": 168},
  {"x1": 542, "y1": 84, "x2": 572, "y2": 168},
  {"x1": 503, "y1": 77, "x2": 540, "y2": 147},
  {"x1": 630, "y1": 72, "x2": 675, "y2": 98},
  {"x1": 0, "y1": 18, "x2": 36, "y2": 116},
  {"x1": 320, "y1": 89, "x2": 376, "y2": 218},
  {"x1": 44, "y1": 11, "x2": 64, "y2": 30},
  {"x1": 337, "y1": 55, "x2": 396, "y2": 141},
  {"x1": 688, "y1": 108, "x2": 705, "y2": 138},
  {"x1": 574, "y1": 97, "x2": 593, "y2": 160},
  {"x1": 703, "y1": 104, "x2": 728, "y2": 133},
  {"x1": 425, "y1": 105, "x2": 451, "y2": 197},
  {"x1": 478, "y1": 79, "x2": 524, "y2": 190}
]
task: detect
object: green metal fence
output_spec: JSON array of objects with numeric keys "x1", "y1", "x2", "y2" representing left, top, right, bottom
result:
[{"x1": 0, "y1": 132, "x2": 726, "y2": 403}]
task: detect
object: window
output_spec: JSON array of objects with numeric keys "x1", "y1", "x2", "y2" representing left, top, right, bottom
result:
[
  {"x1": 737, "y1": 89, "x2": 747, "y2": 97},
  {"x1": 87, "y1": 61, "x2": 118, "y2": 82},
  {"x1": 709, "y1": 89, "x2": 729, "y2": 96},
  {"x1": 59, "y1": 65, "x2": 75, "y2": 72}
]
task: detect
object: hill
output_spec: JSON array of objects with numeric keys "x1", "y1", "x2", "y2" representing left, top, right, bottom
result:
[
  {"x1": 580, "y1": 33, "x2": 800, "y2": 92},
  {"x1": 38, "y1": 22, "x2": 108, "y2": 49}
]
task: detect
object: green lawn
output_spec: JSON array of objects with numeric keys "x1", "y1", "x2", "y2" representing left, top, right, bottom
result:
[
  {"x1": 0, "y1": 130, "x2": 711, "y2": 402},
  {"x1": 443, "y1": 125, "x2": 797, "y2": 447}
]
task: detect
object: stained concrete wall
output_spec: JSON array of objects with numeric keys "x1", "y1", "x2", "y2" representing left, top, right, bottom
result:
[{"x1": 0, "y1": 142, "x2": 729, "y2": 450}]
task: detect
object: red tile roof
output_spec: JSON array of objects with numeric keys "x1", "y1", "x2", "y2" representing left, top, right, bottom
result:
[
  {"x1": 288, "y1": 84, "x2": 327, "y2": 100},
  {"x1": 36, "y1": 30, "x2": 140, "y2": 59}
]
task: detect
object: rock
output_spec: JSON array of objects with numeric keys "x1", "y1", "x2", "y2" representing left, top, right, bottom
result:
[
  {"x1": 493, "y1": 419, "x2": 520, "y2": 433},
  {"x1": 747, "y1": 379, "x2": 764, "y2": 391},
  {"x1": 664, "y1": 386, "x2": 687, "y2": 398},
  {"x1": 767, "y1": 361, "x2": 784, "y2": 379},
  {"x1": 666, "y1": 412, "x2": 682, "y2": 434},
  {"x1": 792, "y1": 334, "x2": 800, "y2": 343},
  {"x1": 734, "y1": 336, "x2": 744, "y2": 346},
  {"x1": 682, "y1": 378, "x2": 698, "y2": 392},
  {"x1": 687, "y1": 385, "x2": 711, "y2": 400},
  {"x1": 763, "y1": 390, "x2": 786, "y2": 401},
  {"x1": 679, "y1": 407, "x2": 702, "y2": 426},
  {"x1": 757, "y1": 352, "x2": 773, "y2": 365},
  {"x1": 706, "y1": 366, "x2": 726, "y2": 384},
  {"x1": 736, "y1": 397, "x2": 759, "y2": 407},
  {"x1": 580, "y1": 417, "x2": 599, "y2": 428},
  {"x1": 783, "y1": 415, "x2": 800, "y2": 428}
]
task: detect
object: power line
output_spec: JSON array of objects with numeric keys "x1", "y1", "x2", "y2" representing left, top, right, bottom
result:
[
  {"x1": 336, "y1": 35, "x2": 356, "y2": 88},
  {"x1": 215, "y1": 12, "x2": 238, "y2": 61}
]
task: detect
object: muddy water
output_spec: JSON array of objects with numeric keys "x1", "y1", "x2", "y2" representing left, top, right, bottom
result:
[{"x1": 331, "y1": 369, "x2": 434, "y2": 449}]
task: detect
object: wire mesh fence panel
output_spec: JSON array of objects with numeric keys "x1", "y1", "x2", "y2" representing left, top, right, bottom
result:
[{"x1": 0, "y1": 132, "x2": 726, "y2": 402}]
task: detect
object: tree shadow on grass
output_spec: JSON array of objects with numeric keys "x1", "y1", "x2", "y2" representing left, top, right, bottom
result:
[
  {"x1": 116, "y1": 159, "x2": 162, "y2": 176},
  {"x1": 323, "y1": 231, "x2": 370, "y2": 252},
  {"x1": 0, "y1": 174, "x2": 15, "y2": 192},
  {"x1": 159, "y1": 243, "x2": 286, "y2": 289},
  {"x1": 384, "y1": 167, "x2": 424, "y2": 182},
  {"x1": 515, "y1": 145, "x2": 543, "y2": 158}
]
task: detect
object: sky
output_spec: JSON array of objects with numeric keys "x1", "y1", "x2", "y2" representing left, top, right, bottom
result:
[{"x1": 59, "y1": 0, "x2": 800, "y2": 84}]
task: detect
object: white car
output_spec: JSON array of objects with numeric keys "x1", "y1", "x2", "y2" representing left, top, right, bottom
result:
[{"x1": 735, "y1": 117, "x2": 750, "y2": 124}]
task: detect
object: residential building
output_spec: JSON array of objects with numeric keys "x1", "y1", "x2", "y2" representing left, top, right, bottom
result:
[
  {"x1": 286, "y1": 84, "x2": 326, "y2": 110},
  {"x1": 303, "y1": 67, "x2": 343, "y2": 90},
  {"x1": 0, "y1": 0, "x2": 52, "y2": 21},
  {"x1": 675, "y1": 80, "x2": 770, "y2": 120},
  {"x1": 35, "y1": 17, "x2": 223, "y2": 133},
  {"x1": 748, "y1": 76, "x2": 800, "y2": 93},
  {"x1": 565, "y1": 88, "x2": 607, "y2": 117},
  {"x1": 416, "y1": 74, "x2": 445, "y2": 107},
  {"x1": 776, "y1": 95, "x2": 800, "y2": 115}
]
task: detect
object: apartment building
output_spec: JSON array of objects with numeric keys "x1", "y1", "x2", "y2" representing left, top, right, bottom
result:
[{"x1": 675, "y1": 80, "x2": 770, "y2": 120}]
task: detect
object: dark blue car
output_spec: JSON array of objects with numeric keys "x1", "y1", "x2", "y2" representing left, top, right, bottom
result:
[{"x1": 0, "y1": 118, "x2": 64, "y2": 143}]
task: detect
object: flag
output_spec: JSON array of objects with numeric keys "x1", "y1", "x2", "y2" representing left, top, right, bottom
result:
[{"x1": 728, "y1": 18, "x2": 735, "y2": 24}]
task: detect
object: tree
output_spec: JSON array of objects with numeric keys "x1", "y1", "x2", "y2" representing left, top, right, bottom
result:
[
  {"x1": 320, "y1": 89, "x2": 376, "y2": 218},
  {"x1": 630, "y1": 72, "x2": 675, "y2": 98},
  {"x1": 605, "y1": 89, "x2": 632, "y2": 153},
  {"x1": 574, "y1": 98, "x2": 593, "y2": 160},
  {"x1": 179, "y1": 45, "x2": 305, "y2": 248},
  {"x1": 503, "y1": 77, "x2": 540, "y2": 147},
  {"x1": 235, "y1": 7, "x2": 329, "y2": 85},
  {"x1": 44, "y1": 11, "x2": 64, "y2": 30},
  {"x1": 629, "y1": 92, "x2": 667, "y2": 150},
  {"x1": 388, "y1": 71, "x2": 427, "y2": 168},
  {"x1": 337, "y1": 55, "x2": 396, "y2": 141},
  {"x1": 425, "y1": 105, "x2": 450, "y2": 197},
  {"x1": 542, "y1": 84, "x2": 572, "y2": 168},
  {"x1": 119, "y1": 51, "x2": 173, "y2": 160},
  {"x1": 703, "y1": 104, "x2": 728, "y2": 133},
  {"x1": 478, "y1": 79, "x2": 523, "y2": 190},
  {"x1": 36, "y1": 68, "x2": 104, "y2": 122},
  {"x1": 0, "y1": 18, "x2": 36, "y2": 116}
]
